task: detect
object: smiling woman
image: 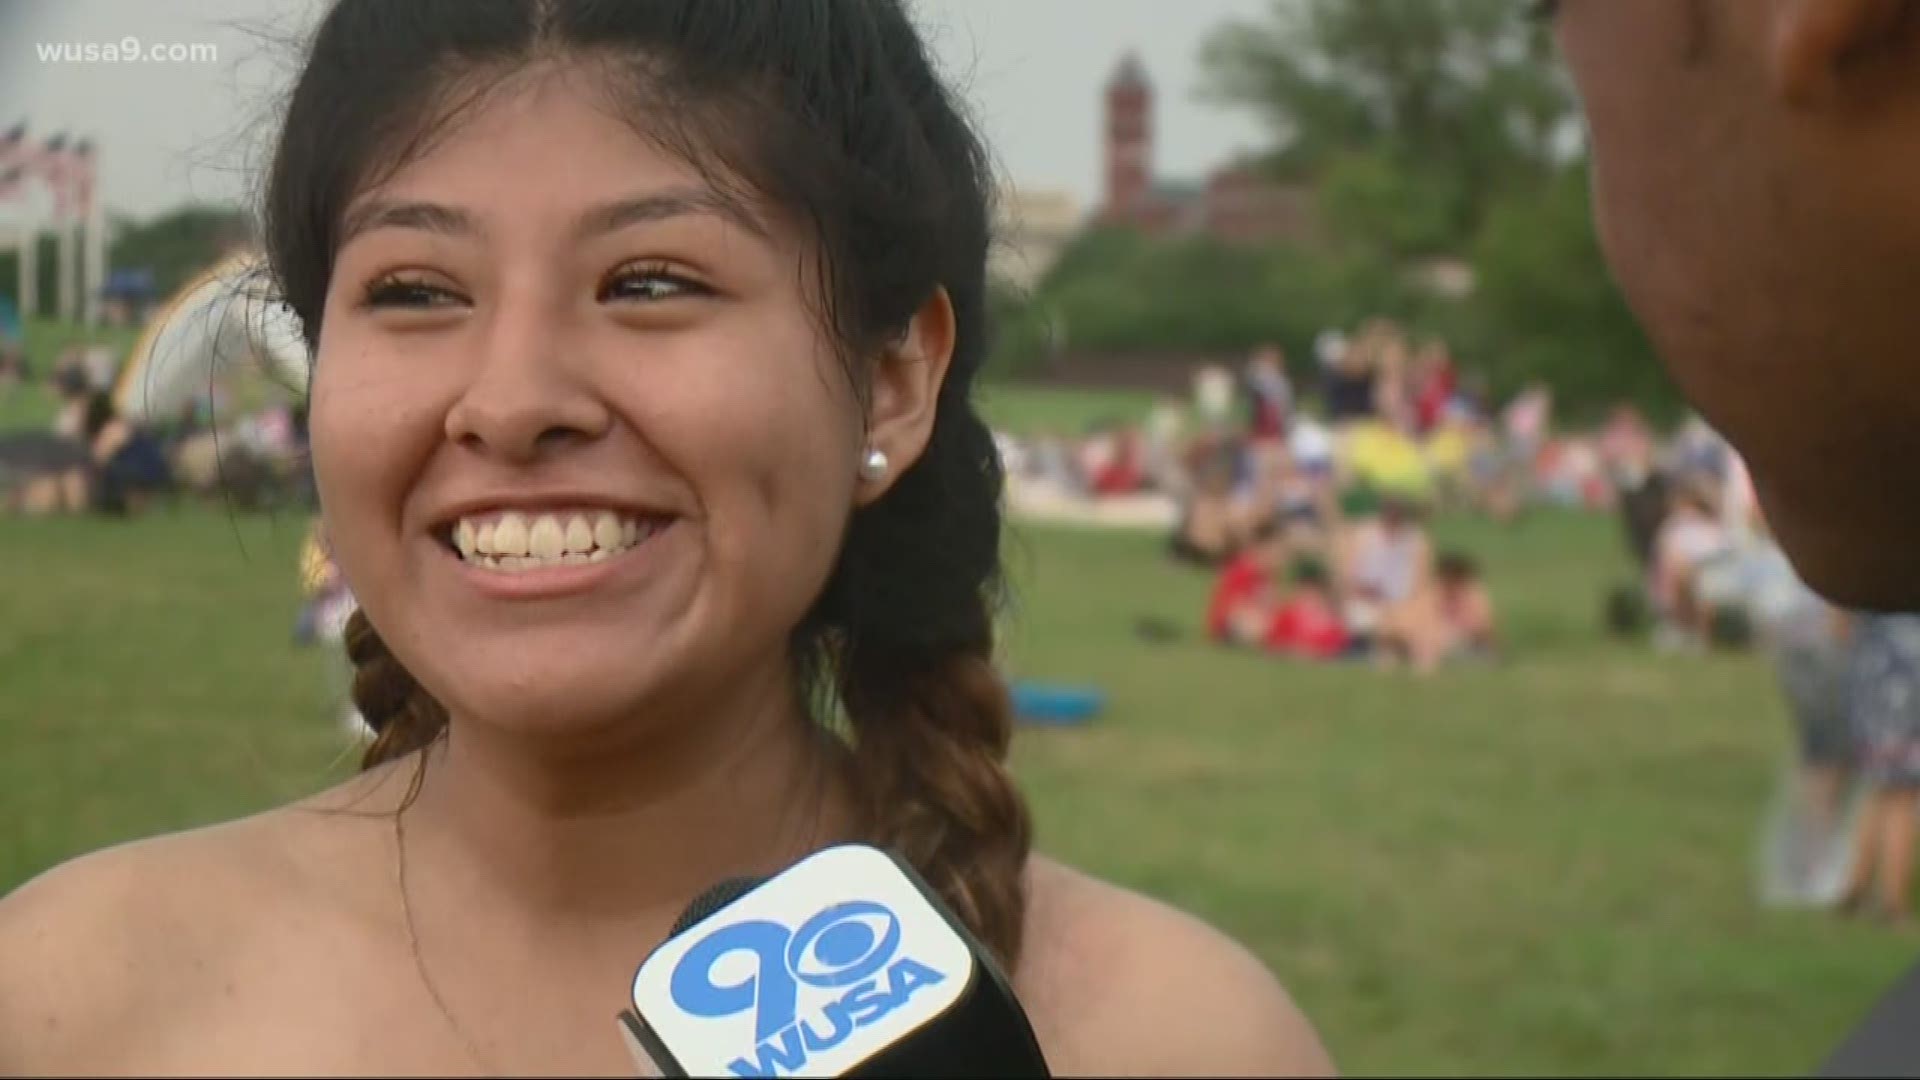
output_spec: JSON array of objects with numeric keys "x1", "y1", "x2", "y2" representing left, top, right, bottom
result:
[{"x1": 0, "y1": 1, "x2": 1332, "y2": 1076}]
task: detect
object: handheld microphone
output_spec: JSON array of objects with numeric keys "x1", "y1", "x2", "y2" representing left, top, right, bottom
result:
[{"x1": 618, "y1": 843, "x2": 1051, "y2": 1078}]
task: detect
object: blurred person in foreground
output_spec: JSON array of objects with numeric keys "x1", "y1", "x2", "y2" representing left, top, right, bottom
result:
[
  {"x1": 1751, "y1": 539, "x2": 1864, "y2": 910},
  {"x1": 0, "y1": 0, "x2": 1332, "y2": 1074},
  {"x1": 295, "y1": 515, "x2": 371, "y2": 741},
  {"x1": 1554, "y1": 0, "x2": 1920, "y2": 934},
  {"x1": 1550, "y1": 0, "x2": 1920, "y2": 609},
  {"x1": 1837, "y1": 611, "x2": 1920, "y2": 925}
]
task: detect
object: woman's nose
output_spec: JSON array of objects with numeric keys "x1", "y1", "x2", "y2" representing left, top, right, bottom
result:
[{"x1": 443, "y1": 314, "x2": 612, "y2": 463}]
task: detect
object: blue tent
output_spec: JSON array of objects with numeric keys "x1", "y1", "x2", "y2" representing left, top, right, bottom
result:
[{"x1": 101, "y1": 268, "x2": 158, "y2": 303}]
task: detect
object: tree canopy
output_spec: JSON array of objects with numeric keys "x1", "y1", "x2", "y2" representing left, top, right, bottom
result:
[
  {"x1": 989, "y1": 0, "x2": 1680, "y2": 421},
  {"x1": 1201, "y1": 0, "x2": 1574, "y2": 258}
]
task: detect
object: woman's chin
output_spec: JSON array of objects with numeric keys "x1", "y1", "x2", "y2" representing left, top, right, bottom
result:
[
  {"x1": 446, "y1": 687, "x2": 667, "y2": 745},
  {"x1": 427, "y1": 662, "x2": 679, "y2": 745}
]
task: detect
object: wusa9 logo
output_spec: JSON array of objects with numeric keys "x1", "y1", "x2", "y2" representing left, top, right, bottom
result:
[{"x1": 669, "y1": 899, "x2": 949, "y2": 1077}]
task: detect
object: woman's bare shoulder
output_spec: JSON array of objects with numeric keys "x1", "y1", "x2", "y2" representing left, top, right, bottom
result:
[
  {"x1": 0, "y1": 769, "x2": 403, "y2": 1072},
  {"x1": 1017, "y1": 855, "x2": 1337, "y2": 1078}
]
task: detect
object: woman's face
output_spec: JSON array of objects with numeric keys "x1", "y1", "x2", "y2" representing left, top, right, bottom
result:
[{"x1": 308, "y1": 69, "x2": 868, "y2": 736}]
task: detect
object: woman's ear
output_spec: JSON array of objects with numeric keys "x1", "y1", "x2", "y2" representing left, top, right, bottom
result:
[
  {"x1": 855, "y1": 288, "x2": 957, "y2": 506},
  {"x1": 1770, "y1": 0, "x2": 1915, "y2": 106}
]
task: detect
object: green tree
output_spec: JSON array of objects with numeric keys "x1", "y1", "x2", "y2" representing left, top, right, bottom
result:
[
  {"x1": 1453, "y1": 165, "x2": 1678, "y2": 421},
  {"x1": 990, "y1": 227, "x2": 1427, "y2": 376},
  {"x1": 1202, "y1": 0, "x2": 1572, "y2": 256},
  {"x1": 1, "y1": 205, "x2": 249, "y2": 321},
  {"x1": 0, "y1": 233, "x2": 65, "y2": 319},
  {"x1": 107, "y1": 204, "x2": 252, "y2": 298}
]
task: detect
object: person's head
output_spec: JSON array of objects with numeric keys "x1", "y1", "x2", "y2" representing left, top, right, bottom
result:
[
  {"x1": 1379, "y1": 493, "x2": 1424, "y2": 534},
  {"x1": 81, "y1": 391, "x2": 119, "y2": 442},
  {"x1": 269, "y1": 0, "x2": 1028, "y2": 960},
  {"x1": 1249, "y1": 344, "x2": 1284, "y2": 376},
  {"x1": 1246, "y1": 514, "x2": 1292, "y2": 571},
  {"x1": 52, "y1": 362, "x2": 90, "y2": 402},
  {"x1": 1550, "y1": 0, "x2": 1920, "y2": 606},
  {"x1": 1670, "y1": 476, "x2": 1720, "y2": 521},
  {"x1": 1286, "y1": 555, "x2": 1332, "y2": 599},
  {"x1": 1435, "y1": 550, "x2": 1480, "y2": 591}
]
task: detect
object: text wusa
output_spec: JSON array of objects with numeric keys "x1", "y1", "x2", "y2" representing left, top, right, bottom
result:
[
  {"x1": 35, "y1": 39, "x2": 219, "y2": 64},
  {"x1": 669, "y1": 899, "x2": 948, "y2": 1078}
]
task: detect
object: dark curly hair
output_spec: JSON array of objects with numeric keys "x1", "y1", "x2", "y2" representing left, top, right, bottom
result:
[{"x1": 268, "y1": 0, "x2": 1032, "y2": 965}]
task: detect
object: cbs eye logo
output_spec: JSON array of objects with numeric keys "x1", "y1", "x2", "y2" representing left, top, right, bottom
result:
[{"x1": 670, "y1": 900, "x2": 904, "y2": 1042}]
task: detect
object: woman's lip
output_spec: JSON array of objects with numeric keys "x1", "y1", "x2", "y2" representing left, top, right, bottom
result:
[{"x1": 441, "y1": 520, "x2": 674, "y2": 601}]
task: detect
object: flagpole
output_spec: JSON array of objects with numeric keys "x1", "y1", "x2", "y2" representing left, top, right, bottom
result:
[
  {"x1": 19, "y1": 216, "x2": 36, "y2": 321},
  {"x1": 0, "y1": 120, "x2": 30, "y2": 322},
  {"x1": 83, "y1": 145, "x2": 103, "y2": 328},
  {"x1": 57, "y1": 209, "x2": 76, "y2": 323}
]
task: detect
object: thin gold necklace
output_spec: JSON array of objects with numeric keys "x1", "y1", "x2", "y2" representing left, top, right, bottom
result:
[{"x1": 394, "y1": 808, "x2": 500, "y2": 1077}]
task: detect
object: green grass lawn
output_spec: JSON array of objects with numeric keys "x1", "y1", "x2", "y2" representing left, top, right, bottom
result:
[
  {"x1": 976, "y1": 381, "x2": 1164, "y2": 436},
  {"x1": 0, "y1": 383, "x2": 57, "y2": 433},
  {"x1": 0, "y1": 319, "x2": 147, "y2": 432},
  {"x1": 1, "y1": 505, "x2": 1906, "y2": 1074}
]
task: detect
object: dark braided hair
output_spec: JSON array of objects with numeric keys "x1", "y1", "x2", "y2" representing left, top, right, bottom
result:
[{"x1": 266, "y1": 0, "x2": 1032, "y2": 964}]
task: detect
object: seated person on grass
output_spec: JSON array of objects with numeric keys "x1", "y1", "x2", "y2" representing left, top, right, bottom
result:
[
  {"x1": 1173, "y1": 446, "x2": 1250, "y2": 569},
  {"x1": 1264, "y1": 557, "x2": 1352, "y2": 661},
  {"x1": 1207, "y1": 514, "x2": 1289, "y2": 646},
  {"x1": 1432, "y1": 551, "x2": 1499, "y2": 662}
]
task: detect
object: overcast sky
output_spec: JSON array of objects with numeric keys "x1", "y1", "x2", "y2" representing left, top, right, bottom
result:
[{"x1": 0, "y1": 0, "x2": 1276, "y2": 221}]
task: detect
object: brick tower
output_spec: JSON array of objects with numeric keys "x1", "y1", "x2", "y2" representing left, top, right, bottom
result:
[{"x1": 1103, "y1": 53, "x2": 1153, "y2": 222}]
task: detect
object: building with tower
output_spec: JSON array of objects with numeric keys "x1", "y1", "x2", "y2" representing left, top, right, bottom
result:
[{"x1": 1096, "y1": 54, "x2": 1317, "y2": 247}]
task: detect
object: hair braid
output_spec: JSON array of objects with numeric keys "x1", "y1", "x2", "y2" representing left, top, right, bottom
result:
[
  {"x1": 342, "y1": 608, "x2": 449, "y2": 770},
  {"x1": 810, "y1": 398, "x2": 1033, "y2": 968}
]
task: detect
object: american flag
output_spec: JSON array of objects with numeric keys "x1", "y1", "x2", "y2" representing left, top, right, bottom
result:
[
  {"x1": 69, "y1": 138, "x2": 96, "y2": 218},
  {"x1": 0, "y1": 123, "x2": 28, "y2": 206},
  {"x1": 0, "y1": 124, "x2": 96, "y2": 216},
  {"x1": 29, "y1": 132, "x2": 77, "y2": 220},
  {"x1": 0, "y1": 121, "x2": 25, "y2": 164}
]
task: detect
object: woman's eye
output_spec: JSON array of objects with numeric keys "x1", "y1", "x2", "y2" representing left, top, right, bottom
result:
[
  {"x1": 602, "y1": 264, "x2": 709, "y2": 304},
  {"x1": 364, "y1": 276, "x2": 462, "y2": 309}
]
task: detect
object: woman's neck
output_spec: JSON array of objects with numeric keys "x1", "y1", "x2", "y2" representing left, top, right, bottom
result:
[{"x1": 396, "y1": 663, "x2": 855, "y2": 934}]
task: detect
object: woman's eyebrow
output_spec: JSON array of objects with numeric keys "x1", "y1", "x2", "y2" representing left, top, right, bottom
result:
[
  {"x1": 572, "y1": 187, "x2": 769, "y2": 242},
  {"x1": 339, "y1": 200, "x2": 474, "y2": 246},
  {"x1": 338, "y1": 186, "x2": 769, "y2": 248}
]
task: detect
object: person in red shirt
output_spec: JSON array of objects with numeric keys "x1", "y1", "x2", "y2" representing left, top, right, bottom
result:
[
  {"x1": 1090, "y1": 426, "x2": 1146, "y2": 497},
  {"x1": 1206, "y1": 515, "x2": 1288, "y2": 645},
  {"x1": 1412, "y1": 342, "x2": 1458, "y2": 437},
  {"x1": 1265, "y1": 558, "x2": 1351, "y2": 660}
]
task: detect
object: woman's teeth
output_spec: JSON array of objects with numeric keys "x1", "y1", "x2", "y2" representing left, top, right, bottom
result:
[{"x1": 452, "y1": 510, "x2": 658, "y2": 572}]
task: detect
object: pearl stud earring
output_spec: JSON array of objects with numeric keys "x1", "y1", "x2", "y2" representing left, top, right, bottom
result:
[{"x1": 860, "y1": 447, "x2": 891, "y2": 482}]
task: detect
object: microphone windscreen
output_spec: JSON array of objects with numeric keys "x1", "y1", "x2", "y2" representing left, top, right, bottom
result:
[
  {"x1": 630, "y1": 845, "x2": 1050, "y2": 1078},
  {"x1": 671, "y1": 876, "x2": 764, "y2": 937}
]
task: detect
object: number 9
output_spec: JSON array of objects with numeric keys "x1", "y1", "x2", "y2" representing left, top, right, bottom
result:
[{"x1": 668, "y1": 919, "x2": 799, "y2": 1043}]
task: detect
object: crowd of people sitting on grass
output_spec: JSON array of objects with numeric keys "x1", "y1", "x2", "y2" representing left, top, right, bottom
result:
[
  {"x1": 0, "y1": 344, "x2": 311, "y2": 517},
  {"x1": 989, "y1": 316, "x2": 1909, "y2": 684},
  {"x1": 994, "y1": 318, "x2": 1663, "y2": 545},
  {"x1": 1601, "y1": 408, "x2": 1812, "y2": 657},
  {"x1": 1200, "y1": 487, "x2": 1499, "y2": 675},
  {"x1": 995, "y1": 318, "x2": 1526, "y2": 675}
]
